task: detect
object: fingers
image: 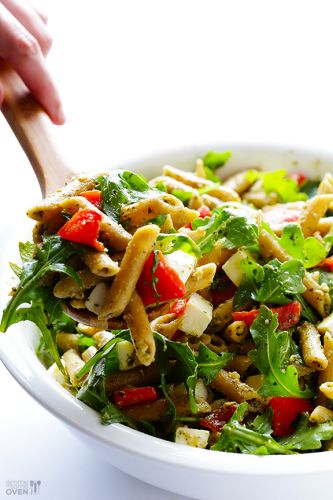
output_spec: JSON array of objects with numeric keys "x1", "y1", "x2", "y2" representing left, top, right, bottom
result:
[
  {"x1": 0, "y1": 3, "x2": 65, "y2": 124},
  {"x1": 1, "y1": 0, "x2": 52, "y2": 55}
]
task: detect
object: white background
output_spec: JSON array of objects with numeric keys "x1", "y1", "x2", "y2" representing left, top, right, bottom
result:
[{"x1": 1, "y1": 0, "x2": 333, "y2": 498}]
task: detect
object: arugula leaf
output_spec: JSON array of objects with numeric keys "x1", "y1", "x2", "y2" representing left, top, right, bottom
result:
[
  {"x1": 145, "y1": 214, "x2": 167, "y2": 227},
  {"x1": 77, "y1": 345, "x2": 120, "y2": 410},
  {"x1": 19, "y1": 240, "x2": 36, "y2": 262},
  {"x1": 248, "y1": 306, "x2": 313, "y2": 398},
  {"x1": 251, "y1": 408, "x2": 273, "y2": 435},
  {"x1": 9, "y1": 262, "x2": 22, "y2": 278},
  {"x1": 256, "y1": 259, "x2": 306, "y2": 304},
  {"x1": 203, "y1": 151, "x2": 231, "y2": 182},
  {"x1": 1, "y1": 235, "x2": 79, "y2": 333},
  {"x1": 234, "y1": 258, "x2": 306, "y2": 309},
  {"x1": 196, "y1": 343, "x2": 233, "y2": 384},
  {"x1": 212, "y1": 402, "x2": 292, "y2": 455},
  {"x1": 101, "y1": 402, "x2": 138, "y2": 429},
  {"x1": 99, "y1": 169, "x2": 161, "y2": 223},
  {"x1": 300, "y1": 179, "x2": 319, "y2": 198},
  {"x1": 156, "y1": 233, "x2": 201, "y2": 258},
  {"x1": 279, "y1": 414, "x2": 333, "y2": 451},
  {"x1": 273, "y1": 224, "x2": 327, "y2": 269},
  {"x1": 196, "y1": 207, "x2": 258, "y2": 254},
  {"x1": 294, "y1": 293, "x2": 319, "y2": 323},
  {"x1": 171, "y1": 189, "x2": 193, "y2": 203},
  {"x1": 246, "y1": 169, "x2": 307, "y2": 203}
]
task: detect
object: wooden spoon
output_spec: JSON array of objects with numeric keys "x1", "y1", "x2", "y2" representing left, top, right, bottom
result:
[
  {"x1": 0, "y1": 61, "x2": 74, "y2": 196},
  {"x1": 0, "y1": 62, "x2": 111, "y2": 327}
]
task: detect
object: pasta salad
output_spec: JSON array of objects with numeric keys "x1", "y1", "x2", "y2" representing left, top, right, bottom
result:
[{"x1": 3, "y1": 151, "x2": 333, "y2": 455}]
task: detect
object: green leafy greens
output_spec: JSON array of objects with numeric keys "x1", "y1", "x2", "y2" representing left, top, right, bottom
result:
[
  {"x1": 248, "y1": 306, "x2": 313, "y2": 398},
  {"x1": 194, "y1": 206, "x2": 259, "y2": 254},
  {"x1": 203, "y1": 150, "x2": 231, "y2": 182},
  {"x1": 246, "y1": 169, "x2": 307, "y2": 203}
]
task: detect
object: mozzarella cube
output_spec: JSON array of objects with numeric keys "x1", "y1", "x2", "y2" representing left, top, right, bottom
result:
[
  {"x1": 164, "y1": 250, "x2": 196, "y2": 284},
  {"x1": 85, "y1": 281, "x2": 108, "y2": 314},
  {"x1": 179, "y1": 293, "x2": 213, "y2": 337},
  {"x1": 175, "y1": 427, "x2": 209, "y2": 448},
  {"x1": 317, "y1": 313, "x2": 333, "y2": 335},
  {"x1": 47, "y1": 361, "x2": 67, "y2": 386},
  {"x1": 222, "y1": 249, "x2": 249, "y2": 286},
  {"x1": 115, "y1": 340, "x2": 139, "y2": 371}
]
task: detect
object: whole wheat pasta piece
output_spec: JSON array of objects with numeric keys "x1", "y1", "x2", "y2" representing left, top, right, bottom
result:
[
  {"x1": 223, "y1": 169, "x2": 259, "y2": 194},
  {"x1": 105, "y1": 363, "x2": 161, "y2": 396},
  {"x1": 317, "y1": 333, "x2": 333, "y2": 405},
  {"x1": 124, "y1": 291, "x2": 156, "y2": 366},
  {"x1": 197, "y1": 243, "x2": 233, "y2": 268},
  {"x1": 200, "y1": 194, "x2": 225, "y2": 209},
  {"x1": 207, "y1": 298, "x2": 234, "y2": 334},
  {"x1": 302, "y1": 272, "x2": 331, "y2": 317},
  {"x1": 211, "y1": 369, "x2": 265, "y2": 411},
  {"x1": 159, "y1": 214, "x2": 175, "y2": 232},
  {"x1": 99, "y1": 224, "x2": 160, "y2": 319},
  {"x1": 185, "y1": 263, "x2": 216, "y2": 296},
  {"x1": 26, "y1": 174, "x2": 100, "y2": 221},
  {"x1": 29, "y1": 196, "x2": 132, "y2": 251},
  {"x1": 53, "y1": 269, "x2": 101, "y2": 300},
  {"x1": 309, "y1": 405, "x2": 333, "y2": 424},
  {"x1": 62, "y1": 349, "x2": 85, "y2": 385},
  {"x1": 317, "y1": 216, "x2": 333, "y2": 235},
  {"x1": 298, "y1": 321, "x2": 328, "y2": 371},
  {"x1": 56, "y1": 333, "x2": 79, "y2": 351},
  {"x1": 317, "y1": 173, "x2": 333, "y2": 195},
  {"x1": 123, "y1": 399, "x2": 168, "y2": 422},
  {"x1": 162, "y1": 165, "x2": 240, "y2": 202},
  {"x1": 300, "y1": 194, "x2": 333, "y2": 237},
  {"x1": 150, "y1": 313, "x2": 182, "y2": 340},
  {"x1": 81, "y1": 250, "x2": 119, "y2": 277},
  {"x1": 61, "y1": 302, "x2": 126, "y2": 330},
  {"x1": 149, "y1": 175, "x2": 197, "y2": 196},
  {"x1": 229, "y1": 354, "x2": 252, "y2": 375},
  {"x1": 121, "y1": 197, "x2": 198, "y2": 230},
  {"x1": 259, "y1": 229, "x2": 289, "y2": 262}
]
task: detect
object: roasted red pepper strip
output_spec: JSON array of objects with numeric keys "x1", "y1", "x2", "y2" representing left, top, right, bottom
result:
[
  {"x1": 168, "y1": 298, "x2": 189, "y2": 317},
  {"x1": 318, "y1": 256, "x2": 333, "y2": 272},
  {"x1": 185, "y1": 205, "x2": 212, "y2": 229},
  {"x1": 232, "y1": 301, "x2": 302, "y2": 330},
  {"x1": 289, "y1": 172, "x2": 307, "y2": 187},
  {"x1": 113, "y1": 386, "x2": 158, "y2": 409},
  {"x1": 269, "y1": 397, "x2": 312, "y2": 437},
  {"x1": 80, "y1": 190, "x2": 102, "y2": 209},
  {"x1": 57, "y1": 209, "x2": 104, "y2": 251},
  {"x1": 200, "y1": 403, "x2": 237, "y2": 432},
  {"x1": 136, "y1": 251, "x2": 186, "y2": 306},
  {"x1": 198, "y1": 205, "x2": 212, "y2": 218}
]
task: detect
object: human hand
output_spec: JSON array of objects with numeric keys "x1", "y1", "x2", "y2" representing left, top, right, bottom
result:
[{"x1": 0, "y1": 0, "x2": 65, "y2": 124}]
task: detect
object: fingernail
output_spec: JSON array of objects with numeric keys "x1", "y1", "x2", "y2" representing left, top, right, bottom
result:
[{"x1": 55, "y1": 102, "x2": 66, "y2": 125}]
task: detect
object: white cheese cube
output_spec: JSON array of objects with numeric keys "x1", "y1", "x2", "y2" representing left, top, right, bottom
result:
[
  {"x1": 175, "y1": 427, "x2": 209, "y2": 448},
  {"x1": 85, "y1": 281, "x2": 108, "y2": 315},
  {"x1": 222, "y1": 249, "x2": 249, "y2": 286},
  {"x1": 115, "y1": 340, "x2": 139, "y2": 371},
  {"x1": 179, "y1": 293, "x2": 213, "y2": 337},
  {"x1": 164, "y1": 250, "x2": 196, "y2": 284},
  {"x1": 47, "y1": 361, "x2": 67, "y2": 386},
  {"x1": 195, "y1": 379, "x2": 209, "y2": 401},
  {"x1": 317, "y1": 313, "x2": 333, "y2": 335}
]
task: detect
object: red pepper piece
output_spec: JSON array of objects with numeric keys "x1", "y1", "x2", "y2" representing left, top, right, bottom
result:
[
  {"x1": 198, "y1": 205, "x2": 212, "y2": 218},
  {"x1": 211, "y1": 274, "x2": 237, "y2": 307},
  {"x1": 185, "y1": 205, "x2": 212, "y2": 230},
  {"x1": 269, "y1": 396, "x2": 312, "y2": 437},
  {"x1": 318, "y1": 256, "x2": 333, "y2": 272},
  {"x1": 57, "y1": 209, "x2": 104, "y2": 251},
  {"x1": 113, "y1": 386, "x2": 158, "y2": 409},
  {"x1": 168, "y1": 298, "x2": 189, "y2": 317},
  {"x1": 289, "y1": 172, "x2": 307, "y2": 187},
  {"x1": 200, "y1": 403, "x2": 237, "y2": 432},
  {"x1": 136, "y1": 251, "x2": 186, "y2": 306},
  {"x1": 232, "y1": 301, "x2": 302, "y2": 330},
  {"x1": 80, "y1": 190, "x2": 102, "y2": 209}
]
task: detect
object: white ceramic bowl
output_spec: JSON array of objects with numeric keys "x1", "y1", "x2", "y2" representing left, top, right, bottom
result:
[{"x1": 1, "y1": 144, "x2": 333, "y2": 500}]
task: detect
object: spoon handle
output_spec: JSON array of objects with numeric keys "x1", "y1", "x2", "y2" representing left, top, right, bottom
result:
[{"x1": 0, "y1": 61, "x2": 73, "y2": 196}]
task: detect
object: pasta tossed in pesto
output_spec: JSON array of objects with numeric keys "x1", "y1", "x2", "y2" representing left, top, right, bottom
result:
[{"x1": 4, "y1": 151, "x2": 333, "y2": 455}]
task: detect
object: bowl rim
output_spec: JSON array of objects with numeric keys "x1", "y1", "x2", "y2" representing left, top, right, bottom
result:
[{"x1": 2, "y1": 141, "x2": 333, "y2": 477}]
